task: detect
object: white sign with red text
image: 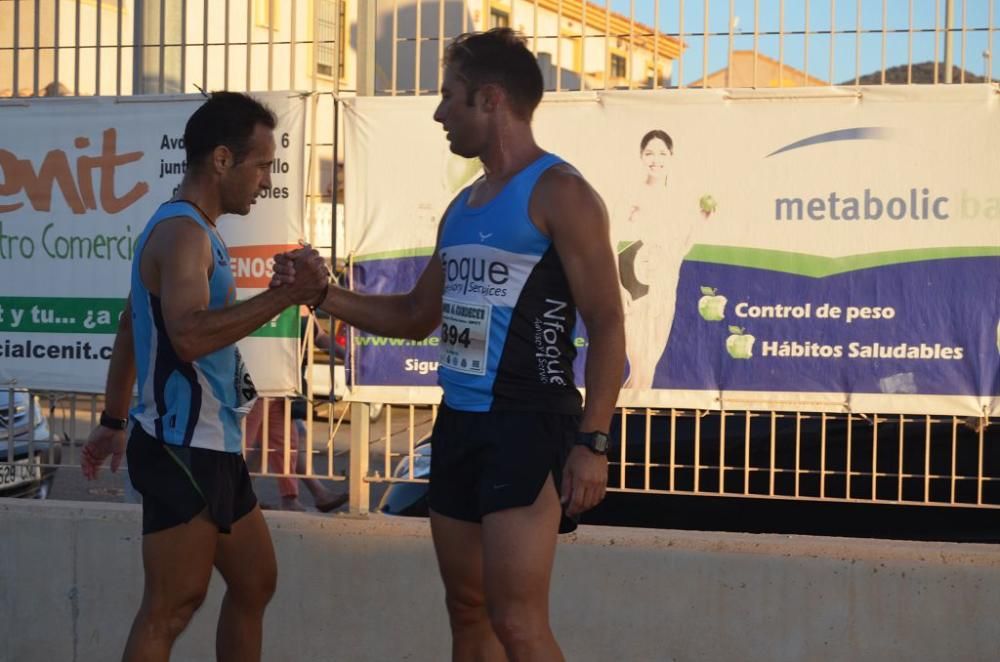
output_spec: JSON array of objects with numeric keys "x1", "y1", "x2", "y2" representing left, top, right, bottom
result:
[{"x1": 0, "y1": 93, "x2": 305, "y2": 394}]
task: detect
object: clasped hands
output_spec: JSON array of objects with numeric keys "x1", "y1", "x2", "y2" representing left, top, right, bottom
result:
[{"x1": 271, "y1": 243, "x2": 329, "y2": 308}]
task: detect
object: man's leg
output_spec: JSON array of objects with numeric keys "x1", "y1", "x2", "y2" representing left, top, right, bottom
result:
[
  {"x1": 213, "y1": 505, "x2": 278, "y2": 662},
  {"x1": 243, "y1": 400, "x2": 265, "y2": 472},
  {"x1": 294, "y1": 420, "x2": 348, "y2": 511},
  {"x1": 430, "y1": 510, "x2": 508, "y2": 662},
  {"x1": 481, "y1": 474, "x2": 564, "y2": 662},
  {"x1": 122, "y1": 511, "x2": 218, "y2": 662},
  {"x1": 265, "y1": 400, "x2": 303, "y2": 510}
]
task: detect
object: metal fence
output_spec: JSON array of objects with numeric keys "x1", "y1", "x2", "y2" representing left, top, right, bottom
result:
[
  {"x1": 369, "y1": 0, "x2": 997, "y2": 94},
  {"x1": 3, "y1": 1, "x2": 996, "y2": 98},
  {"x1": 1, "y1": 0, "x2": 996, "y2": 517},
  {"x1": 11, "y1": 392, "x2": 995, "y2": 515}
]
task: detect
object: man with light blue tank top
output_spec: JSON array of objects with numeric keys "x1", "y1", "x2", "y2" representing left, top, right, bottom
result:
[
  {"x1": 274, "y1": 29, "x2": 626, "y2": 661},
  {"x1": 80, "y1": 92, "x2": 327, "y2": 662}
]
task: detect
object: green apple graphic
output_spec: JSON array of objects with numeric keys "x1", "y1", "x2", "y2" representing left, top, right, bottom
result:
[
  {"x1": 698, "y1": 286, "x2": 727, "y2": 321},
  {"x1": 699, "y1": 194, "x2": 718, "y2": 218},
  {"x1": 726, "y1": 325, "x2": 755, "y2": 359}
]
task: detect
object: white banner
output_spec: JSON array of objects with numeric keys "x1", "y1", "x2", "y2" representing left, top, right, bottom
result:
[
  {"x1": 0, "y1": 92, "x2": 306, "y2": 395},
  {"x1": 344, "y1": 85, "x2": 1000, "y2": 416}
]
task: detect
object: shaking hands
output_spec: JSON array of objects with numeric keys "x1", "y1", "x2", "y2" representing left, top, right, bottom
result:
[{"x1": 271, "y1": 244, "x2": 329, "y2": 308}]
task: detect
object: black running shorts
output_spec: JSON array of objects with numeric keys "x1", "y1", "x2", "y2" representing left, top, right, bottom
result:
[
  {"x1": 428, "y1": 404, "x2": 580, "y2": 534},
  {"x1": 126, "y1": 424, "x2": 257, "y2": 535}
]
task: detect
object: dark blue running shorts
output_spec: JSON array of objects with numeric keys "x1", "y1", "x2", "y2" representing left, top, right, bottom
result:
[
  {"x1": 428, "y1": 404, "x2": 580, "y2": 534},
  {"x1": 126, "y1": 423, "x2": 257, "y2": 535}
]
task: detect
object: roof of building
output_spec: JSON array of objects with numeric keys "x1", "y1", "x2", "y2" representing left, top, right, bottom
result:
[
  {"x1": 528, "y1": 0, "x2": 684, "y2": 61},
  {"x1": 690, "y1": 50, "x2": 827, "y2": 88}
]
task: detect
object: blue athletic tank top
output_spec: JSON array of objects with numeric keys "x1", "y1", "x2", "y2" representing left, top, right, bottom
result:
[
  {"x1": 130, "y1": 201, "x2": 257, "y2": 452},
  {"x1": 436, "y1": 153, "x2": 582, "y2": 414}
]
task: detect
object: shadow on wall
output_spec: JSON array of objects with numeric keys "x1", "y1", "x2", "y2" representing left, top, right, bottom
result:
[{"x1": 0, "y1": 81, "x2": 72, "y2": 97}]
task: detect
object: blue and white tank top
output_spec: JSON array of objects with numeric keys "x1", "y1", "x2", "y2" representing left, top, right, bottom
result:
[
  {"x1": 437, "y1": 153, "x2": 582, "y2": 414},
  {"x1": 130, "y1": 201, "x2": 257, "y2": 452}
]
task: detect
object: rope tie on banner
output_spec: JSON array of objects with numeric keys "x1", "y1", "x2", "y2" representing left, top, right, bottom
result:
[{"x1": 722, "y1": 89, "x2": 863, "y2": 101}]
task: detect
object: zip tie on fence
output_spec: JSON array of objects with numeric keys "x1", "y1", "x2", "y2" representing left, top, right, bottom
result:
[{"x1": 962, "y1": 417, "x2": 987, "y2": 433}]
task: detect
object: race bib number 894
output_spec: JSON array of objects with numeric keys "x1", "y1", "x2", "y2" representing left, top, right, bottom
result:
[{"x1": 440, "y1": 298, "x2": 491, "y2": 376}]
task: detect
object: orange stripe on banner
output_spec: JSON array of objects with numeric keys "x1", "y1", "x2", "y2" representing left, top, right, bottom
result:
[{"x1": 228, "y1": 244, "x2": 299, "y2": 288}]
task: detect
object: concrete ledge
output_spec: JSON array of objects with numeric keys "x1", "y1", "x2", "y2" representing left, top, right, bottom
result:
[{"x1": 2, "y1": 498, "x2": 999, "y2": 661}]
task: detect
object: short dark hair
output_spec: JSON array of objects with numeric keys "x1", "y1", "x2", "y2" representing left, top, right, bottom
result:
[
  {"x1": 184, "y1": 91, "x2": 277, "y2": 168},
  {"x1": 443, "y1": 28, "x2": 544, "y2": 120},
  {"x1": 640, "y1": 129, "x2": 673, "y2": 154}
]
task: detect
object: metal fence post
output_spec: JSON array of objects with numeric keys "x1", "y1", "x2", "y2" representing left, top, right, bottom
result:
[
  {"x1": 132, "y1": 0, "x2": 145, "y2": 94},
  {"x1": 356, "y1": 0, "x2": 377, "y2": 96},
  {"x1": 349, "y1": 402, "x2": 371, "y2": 513},
  {"x1": 348, "y1": 0, "x2": 376, "y2": 514},
  {"x1": 944, "y1": 0, "x2": 955, "y2": 83}
]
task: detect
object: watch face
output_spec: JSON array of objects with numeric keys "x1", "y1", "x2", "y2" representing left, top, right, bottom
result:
[{"x1": 579, "y1": 431, "x2": 609, "y2": 454}]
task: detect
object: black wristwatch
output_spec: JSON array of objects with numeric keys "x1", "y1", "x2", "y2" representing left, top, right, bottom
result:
[
  {"x1": 99, "y1": 411, "x2": 128, "y2": 431},
  {"x1": 575, "y1": 430, "x2": 609, "y2": 455}
]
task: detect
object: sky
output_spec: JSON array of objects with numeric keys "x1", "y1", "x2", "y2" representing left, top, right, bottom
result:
[{"x1": 592, "y1": 0, "x2": 997, "y2": 85}]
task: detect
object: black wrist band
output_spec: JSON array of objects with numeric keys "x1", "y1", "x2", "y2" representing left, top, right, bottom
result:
[
  {"x1": 310, "y1": 281, "x2": 330, "y2": 312},
  {"x1": 100, "y1": 411, "x2": 128, "y2": 430}
]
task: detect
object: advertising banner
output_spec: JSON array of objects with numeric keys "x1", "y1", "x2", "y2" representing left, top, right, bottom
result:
[
  {"x1": 0, "y1": 92, "x2": 306, "y2": 394},
  {"x1": 344, "y1": 85, "x2": 1000, "y2": 416}
]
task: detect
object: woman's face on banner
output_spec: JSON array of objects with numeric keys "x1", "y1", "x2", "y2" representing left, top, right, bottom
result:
[{"x1": 641, "y1": 137, "x2": 671, "y2": 183}]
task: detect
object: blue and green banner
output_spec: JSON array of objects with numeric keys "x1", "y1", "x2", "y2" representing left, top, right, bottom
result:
[{"x1": 343, "y1": 85, "x2": 1000, "y2": 415}]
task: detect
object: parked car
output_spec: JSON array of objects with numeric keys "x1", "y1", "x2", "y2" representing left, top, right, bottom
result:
[
  {"x1": 378, "y1": 437, "x2": 432, "y2": 517},
  {"x1": 378, "y1": 410, "x2": 1000, "y2": 542},
  {"x1": 0, "y1": 390, "x2": 60, "y2": 499}
]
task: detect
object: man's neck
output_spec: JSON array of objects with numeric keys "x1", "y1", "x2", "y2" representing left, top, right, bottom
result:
[
  {"x1": 479, "y1": 123, "x2": 543, "y2": 183},
  {"x1": 173, "y1": 174, "x2": 222, "y2": 226}
]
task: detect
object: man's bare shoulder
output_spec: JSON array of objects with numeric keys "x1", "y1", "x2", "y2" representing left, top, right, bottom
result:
[
  {"x1": 146, "y1": 215, "x2": 209, "y2": 250},
  {"x1": 142, "y1": 215, "x2": 211, "y2": 271},
  {"x1": 532, "y1": 163, "x2": 607, "y2": 228}
]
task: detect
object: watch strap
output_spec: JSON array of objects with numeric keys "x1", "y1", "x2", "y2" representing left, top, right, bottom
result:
[
  {"x1": 99, "y1": 411, "x2": 128, "y2": 431},
  {"x1": 575, "y1": 430, "x2": 609, "y2": 455}
]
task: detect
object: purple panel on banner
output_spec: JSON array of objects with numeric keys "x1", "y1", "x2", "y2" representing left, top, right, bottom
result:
[
  {"x1": 349, "y1": 254, "x2": 1000, "y2": 399},
  {"x1": 350, "y1": 256, "x2": 439, "y2": 386},
  {"x1": 652, "y1": 257, "x2": 1000, "y2": 396}
]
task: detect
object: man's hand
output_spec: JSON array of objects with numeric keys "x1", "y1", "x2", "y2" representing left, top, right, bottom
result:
[
  {"x1": 272, "y1": 246, "x2": 329, "y2": 306},
  {"x1": 81, "y1": 426, "x2": 126, "y2": 480},
  {"x1": 269, "y1": 250, "x2": 297, "y2": 288},
  {"x1": 560, "y1": 445, "x2": 609, "y2": 517}
]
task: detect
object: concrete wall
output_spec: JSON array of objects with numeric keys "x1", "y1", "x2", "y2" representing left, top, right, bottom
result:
[{"x1": 2, "y1": 498, "x2": 999, "y2": 662}]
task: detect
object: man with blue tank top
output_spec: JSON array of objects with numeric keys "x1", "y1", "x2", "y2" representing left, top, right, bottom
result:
[
  {"x1": 80, "y1": 92, "x2": 327, "y2": 662},
  {"x1": 276, "y1": 29, "x2": 625, "y2": 661}
]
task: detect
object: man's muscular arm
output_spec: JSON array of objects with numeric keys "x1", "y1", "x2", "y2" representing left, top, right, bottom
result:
[
  {"x1": 148, "y1": 218, "x2": 327, "y2": 362},
  {"x1": 533, "y1": 166, "x2": 626, "y2": 517}
]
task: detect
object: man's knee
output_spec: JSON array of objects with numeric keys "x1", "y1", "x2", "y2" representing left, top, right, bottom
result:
[
  {"x1": 142, "y1": 585, "x2": 209, "y2": 639},
  {"x1": 226, "y1": 556, "x2": 277, "y2": 610},
  {"x1": 445, "y1": 587, "x2": 489, "y2": 631},
  {"x1": 486, "y1": 599, "x2": 548, "y2": 649}
]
